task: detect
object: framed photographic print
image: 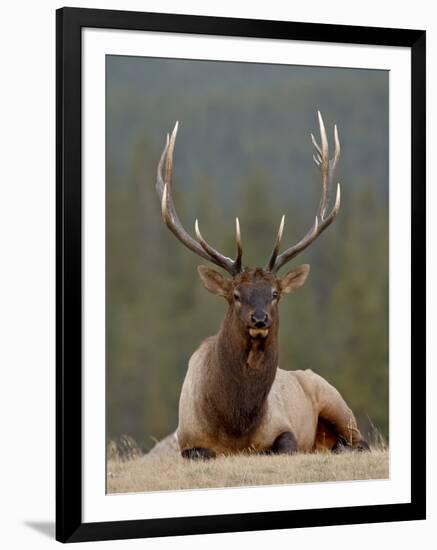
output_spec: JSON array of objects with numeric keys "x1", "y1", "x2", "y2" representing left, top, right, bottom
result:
[{"x1": 56, "y1": 7, "x2": 426, "y2": 543}]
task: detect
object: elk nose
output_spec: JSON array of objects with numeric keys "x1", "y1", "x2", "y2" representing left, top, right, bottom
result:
[{"x1": 251, "y1": 311, "x2": 268, "y2": 328}]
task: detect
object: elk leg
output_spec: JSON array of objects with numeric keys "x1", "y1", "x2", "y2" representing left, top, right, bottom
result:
[
  {"x1": 315, "y1": 374, "x2": 370, "y2": 451},
  {"x1": 181, "y1": 447, "x2": 216, "y2": 460},
  {"x1": 271, "y1": 431, "x2": 298, "y2": 454}
]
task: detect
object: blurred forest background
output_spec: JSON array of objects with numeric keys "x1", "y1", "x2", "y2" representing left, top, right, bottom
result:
[{"x1": 106, "y1": 56, "x2": 389, "y2": 451}]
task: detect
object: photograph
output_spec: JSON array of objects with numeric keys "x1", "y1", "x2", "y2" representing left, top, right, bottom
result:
[
  {"x1": 105, "y1": 56, "x2": 390, "y2": 494},
  {"x1": 55, "y1": 7, "x2": 425, "y2": 542}
]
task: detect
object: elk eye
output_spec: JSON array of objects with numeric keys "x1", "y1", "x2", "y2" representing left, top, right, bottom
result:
[
  {"x1": 272, "y1": 290, "x2": 279, "y2": 300},
  {"x1": 233, "y1": 292, "x2": 241, "y2": 302}
]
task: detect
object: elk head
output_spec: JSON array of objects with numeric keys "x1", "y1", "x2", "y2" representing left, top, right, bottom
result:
[{"x1": 156, "y1": 112, "x2": 341, "y2": 341}]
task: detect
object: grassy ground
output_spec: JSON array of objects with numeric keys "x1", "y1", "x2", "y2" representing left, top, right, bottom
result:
[{"x1": 107, "y1": 435, "x2": 389, "y2": 494}]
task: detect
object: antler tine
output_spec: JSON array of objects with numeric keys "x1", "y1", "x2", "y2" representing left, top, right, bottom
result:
[
  {"x1": 316, "y1": 111, "x2": 329, "y2": 219},
  {"x1": 234, "y1": 217, "x2": 243, "y2": 273},
  {"x1": 156, "y1": 133, "x2": 169, "y2": 198},
  {"x1": 267, "y1": 112, "x2": 342, "y2": 273},
  {"x1": 266, "y1": 215, "x2": 285, "y2": 271},
  {"x1": 156, "y1": 122, "x2": 242, "y2": 275},
  {"x1": 194, "y1": 218, "x2": 243, "y2": 276},
  {"x1": 164, "y1": 123, "x2": 177, "y2": 186},
  {"x1": 330, "y1": 124, "x2": 341, "y2": 184}
]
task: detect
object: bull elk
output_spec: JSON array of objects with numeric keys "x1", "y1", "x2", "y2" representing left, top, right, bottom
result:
[{"x1": 155, "y1": 112, "x2": 369, "y2": 459}]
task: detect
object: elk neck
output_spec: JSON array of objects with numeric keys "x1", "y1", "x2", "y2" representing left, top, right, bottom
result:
[{"x1": 203, "y1": 309, "x2": 279, "y2": 438}]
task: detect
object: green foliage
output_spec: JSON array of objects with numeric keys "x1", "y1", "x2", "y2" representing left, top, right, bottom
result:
[{"x1": 106, "y1": 58, "x2": 389, "y2": 449}]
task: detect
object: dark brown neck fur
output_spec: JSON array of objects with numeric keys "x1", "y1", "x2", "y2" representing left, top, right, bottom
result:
[{"x1": 202, "y1": 309, "x2": 279, "y2": 439}]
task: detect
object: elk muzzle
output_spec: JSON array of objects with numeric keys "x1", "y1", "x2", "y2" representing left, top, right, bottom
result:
[{"x1": 249, "y1": 310, "x2": 270, "y2": 338}]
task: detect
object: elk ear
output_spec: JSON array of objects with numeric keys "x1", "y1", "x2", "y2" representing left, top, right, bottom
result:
[
  {"x1": 279, "y1": 264, "x2": 310, "y2": 295},
  {"x1": 197, "y1": 266, "x2": 231, "y2": 297}
]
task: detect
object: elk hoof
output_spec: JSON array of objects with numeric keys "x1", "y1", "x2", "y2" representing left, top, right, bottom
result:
[
  {"x1": 181, "y1": 447, "x2": 216, "y2": 460},
  {"x1": 356, "y1": 439, "x2": 371, "y2": 452},
  {"x1": 332, "y1": 437, "x2": 371, "y2": 453},
  {"x1": 271, "y1": 431, "x2": 298, "y2": 454}
]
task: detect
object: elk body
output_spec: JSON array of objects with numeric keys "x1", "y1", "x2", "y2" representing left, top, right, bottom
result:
[{"x1": 156, "y1": 113, "x2": 369, "y2": 459}]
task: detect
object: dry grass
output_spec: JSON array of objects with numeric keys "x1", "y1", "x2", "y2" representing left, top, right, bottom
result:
[{"x1": 107, "y1": 436, "x2": 389, "y2": 494}]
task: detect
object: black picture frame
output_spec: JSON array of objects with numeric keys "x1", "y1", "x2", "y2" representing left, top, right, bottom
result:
[{"x1": 56, "y1": 7, "x2": 426, "y2": 543}]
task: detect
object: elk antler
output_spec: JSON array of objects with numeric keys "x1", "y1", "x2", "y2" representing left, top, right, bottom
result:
[
  {"x1": 156, "y1": 122, "x2": 243, "y2": 275},
  {"x1": 266, "y1": 111, "x2": 341, "y2": 273}
]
